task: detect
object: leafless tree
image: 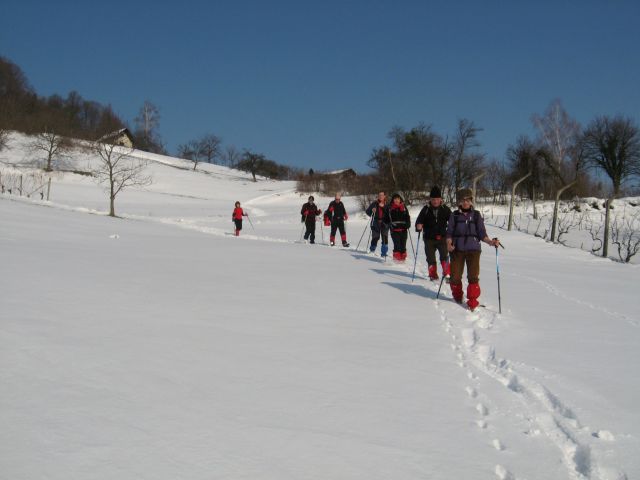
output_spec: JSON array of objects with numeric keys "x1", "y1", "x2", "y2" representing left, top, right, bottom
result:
[
  {"x1": 222, "y1": 145, "x2": 242, "y2": 167},
  {"x1": 610, "y1": 211, "x2": 640, "y2": 263},
  {"x1": 177, "y1": 140, "x2": 204, "y2": 170},
  {"x1": 198, "y1": 134, "x2": 222, "y2": 164},
  {"x1": 92, "y1": 141, "x2": 151, "y2": 217},
  {"x1": 236, "y1": 150, "x2": 266, "y2": 182},
  {"x1": 134, "y1": 100, "x2": 164, "y2": 153},
  {"x1": 447, "y1": 119, "x2": 484, "y2": 203},
  {"x1": 531, "y1": 99, "x2": 582, "y2": 186},
  {"x1": 582, "y1": 115, "x2": 640, "y2": 257},
  {"x1": 31, "y1": 130, "x2": 70, "y2": 171}
]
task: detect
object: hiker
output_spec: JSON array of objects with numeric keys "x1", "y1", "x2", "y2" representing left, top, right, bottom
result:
[
  {"x1": 324, "y1": 193, "x2": 350, "y2": 247},
  {"x1": 446, "y1": 188, "x2": 500, "y2": 311},
  {"x1": 365, "y1": 191, "x2": 390, "y2": 257},
  {"x1": 415, "y1": 186, "x2": 452, "y2": 280},
  {"x1": 389, "y1": 193, "x2": 411, "y2": 261},
  {"x1": 300, "y1": 195, "x2": 322, "y2": 244},
  {"x1": 232, "y1": 201, "x2": 248, "y2": 236}
]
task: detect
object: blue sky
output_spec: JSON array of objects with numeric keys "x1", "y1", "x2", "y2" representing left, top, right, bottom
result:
[{"x1": 2, "y1": 0, "x2": 639, "y2": 171}]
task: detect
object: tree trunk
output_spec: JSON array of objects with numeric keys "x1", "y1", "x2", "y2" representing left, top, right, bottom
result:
[
  {"x1": 602, "y1": 197, "x2": 611, "y2": 258},
  {"x1": 109, "y1": 181, "x2": 116, "y2": 217}
]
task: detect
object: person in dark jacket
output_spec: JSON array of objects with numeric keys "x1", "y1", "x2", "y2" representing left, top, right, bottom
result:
[
  {"x1": 324, "y1": 193, "x2": 350, "y2": 247},
  {"x1": 300, "y1": 195, "x2": 322, "y2": 244},
  {"x1": 446, "y1": 188, "x2": 500, "y2": 311},
  {"x1": 232, "y1": 201, "x2": 247, "y2": 236},
  {"x1": 365, "y1": 191, "x2": 390, "y2": 257},
  {"x1": 389, "y1": 193, "x2": 411, "y2": 261},
  {"x1": 415, "y1": 186, "x2": 452, "y2": 280}
]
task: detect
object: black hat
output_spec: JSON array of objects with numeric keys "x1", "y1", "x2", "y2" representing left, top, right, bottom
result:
[
  {"x1": 430, "y1": 186, "x2": 442, "y2": 198},
  {"x1": 308, "y1": 195, "x2": 314, "y2": 201}
]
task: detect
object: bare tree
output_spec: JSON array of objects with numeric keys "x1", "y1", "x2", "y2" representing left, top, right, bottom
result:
[
  {"x1": 198, "y1": 134, "x2": 222, "y2": 164},
  {"x1": 31, "y1": 130, "x2": 69, "y2": 171},
  {"x1": 582, "y1": 115, "x2": 640, "y2": 257},
  {"x1": 611, "y1": 211, "x2": 640, "y2": 263},
  {"x1": 177, "y1": 140, "x2": 204, "y2": 170},
  {"x1": 447, "y1": 119, "x2": 484, "y2": 202},
  {"x1": 236, "y1": 150, "x2": 266, "y2": 182},
  {"x1": 134, "y1": 100, "x2": 164, "y2": 153},
  {"x1": 92, "y1": 141, "x2": 151, "y2": 217},
  {"x1": 531, "y1": 99, "x2": 582, "y2": 186},
  {"x1": 221, "y1": 145, "x2": 242, "y2": 167}
]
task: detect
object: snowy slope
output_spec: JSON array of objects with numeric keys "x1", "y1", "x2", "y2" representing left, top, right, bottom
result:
[{"x1": 1, "y1": 133, "x2": 639, "y2": 480}]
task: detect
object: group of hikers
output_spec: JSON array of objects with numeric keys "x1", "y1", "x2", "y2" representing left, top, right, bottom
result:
[{"x1": 232, "y1": 186, "x2": 500, "y2": 311}]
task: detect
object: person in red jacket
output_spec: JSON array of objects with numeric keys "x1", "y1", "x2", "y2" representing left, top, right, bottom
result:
[
  {"x1": 388, "y1": 193, "x2": 411, "y2": 261},
  {"x1": 232, "y1": 201, "x2": 247, "y2": 236},
  {"x1": 300, "y1": 195, "x2": 322, "y2": 244}
]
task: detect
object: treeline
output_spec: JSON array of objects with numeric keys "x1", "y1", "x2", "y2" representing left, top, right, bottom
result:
[
  {"x1": 0, "y1": 56, "x2": 126, "y2": 142},
  {"x1": 1, "y1": 56, "x2": 299, "y2": 180},
  {"x1": 297, "y1": 99, "x2": 640, "y2": 206},
  {"x1": 176, "y1": 133, "x2": 301, "y2": 181}
]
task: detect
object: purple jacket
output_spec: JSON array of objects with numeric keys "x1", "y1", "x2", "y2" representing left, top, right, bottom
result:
[{"x1": 446, "y1": 209, "x2": 487, "y2": 252}]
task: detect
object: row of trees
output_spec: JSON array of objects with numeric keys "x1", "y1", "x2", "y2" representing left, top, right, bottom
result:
[
  {"x1": 319, "y1": 100, "x2": 638, "y2": 208},
  {"x1": 0, "y1": 57, "x2": 167, "y2": 155},
  {"x1": 176, "y1": 132, "x2": 301, "y2": 181}
]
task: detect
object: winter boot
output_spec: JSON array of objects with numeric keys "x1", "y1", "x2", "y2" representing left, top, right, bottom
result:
[
  {"x1": 392, "y1": 251, "x2": 401, "y2": 262},
  {"x1": 370, "y1": 240, "x2": 378, "y2": 253},
  {"x1": 441, "y1": 260, "x2": 451, "y2": 282},
  {"x1": 330, "y1": 235, "x2": 335, "y2": 246},
  {"x1": 401, "y1": 252, "x2": 408, "y2": 261},
  {"x1": 450, "y1": 282, "x2": 464, "y2": 304},
  {"x1": 235, "y1": 229, "x2": 240, "y2": 237},
  {"x1": 467, "y1": 283, "x2": 481, "y2": 311},
  {"x1": 381, "y1": 244, "x2": 388, "y2": 257},
  {"x1": 341, "y1": 234, "x2": 349, "y2": 247},
  {"x1": 428, "y1": 264, "x2": 439, "y2": 280}
]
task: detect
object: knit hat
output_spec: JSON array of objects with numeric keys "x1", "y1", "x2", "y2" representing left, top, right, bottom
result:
[
  {"x1": 456, "y1": 188, "x2": 473, "y2": 205},
  {"x1": 429, "y1": 186, "x2": 442, "y2": 198},
  {"x1": 308, "y1": 195, "x2": 314, "y2": 201}
]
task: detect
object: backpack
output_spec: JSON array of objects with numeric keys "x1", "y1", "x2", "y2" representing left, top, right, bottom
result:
[{"x1": 451, "y1": 209, "x2": 481, "y2": 241}]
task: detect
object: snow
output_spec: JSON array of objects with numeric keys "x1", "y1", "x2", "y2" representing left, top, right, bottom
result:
[{"x1": 1, "y1": 132, "x2": 639, "y2": 479}]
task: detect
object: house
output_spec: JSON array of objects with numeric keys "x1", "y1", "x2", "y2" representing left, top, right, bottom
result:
[
  {"x1": 324, "y1": 168, "x2": 357, "y2": 179},
  {"x1": 97, "y1": 128, "x2": 134, "y2": 148}
]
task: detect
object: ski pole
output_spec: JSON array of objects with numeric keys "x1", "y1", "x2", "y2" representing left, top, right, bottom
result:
[
  {"x1": 356, "y1": 214, "x2": 373, "y2": 252},
  {"x1": 408, "y1": 227, "x2": 416, "y2": 259},
  {"x1": 436, "y1": 273, "x2": 446, "y2": 300},
  {"x1": 411, "y1": 232, "x2": 421, "y2": 282},
  {"x1": 246, "y1": 214, "x2": 256, "y2": 233},
  {"x1": 320, "y1": 217, "x2": 324, "y2": 244}
]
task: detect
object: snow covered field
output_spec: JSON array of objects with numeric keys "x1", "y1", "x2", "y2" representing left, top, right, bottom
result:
[{"x1": 1, "y1": 133, "x2": 639, "y2": 479}]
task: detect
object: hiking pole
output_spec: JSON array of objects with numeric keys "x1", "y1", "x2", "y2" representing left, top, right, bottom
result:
[
  {"x1": 356, "y1": 215, "x2": 373, "y2": 252},
  {"x1": 408, "y1": 227, "x2": 416, "y2": 258},
  {"x1": 436, "y1": 273, "x2": 446, "y2": 300},
  {"x1": 246, "y1": 214, "x2": 256, "y2": 233},
  {"x1": 320, "y1": 217, "x2": 324, "y2": 244},
  {"x1": 494, "y1": 238, "x2": 504, "y2": 314},
  {"x1": 411, "y1": 231, "x2": 421, "y2": 283}
]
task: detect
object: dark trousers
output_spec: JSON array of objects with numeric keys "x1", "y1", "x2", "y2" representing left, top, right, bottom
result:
[
  {"x1": 390, "y1": 230, "x2": 407, "y2": 253},
  {"x1": 425, "y1": 238, "x2": 449, "y2": 265},
  {"x1": 450, "y1": 250, "x2": 481, "y2": 285},
  {"x1": 370, "y1": 224, "x2": 389, "y2": 248},
  {"x1": 304, "y1": 221, "x2": 316, "y2": 242},
  {"x1": 234, "y1": 219, "x2": 242, "y2": 231},
  {"x1": 329, "y1": 219, "x2": 347, "y2": 243}
]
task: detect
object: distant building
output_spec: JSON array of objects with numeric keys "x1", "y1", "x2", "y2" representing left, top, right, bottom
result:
[
  {"x1": 97, "y1": 128, "x2": 134, "y2": 148},
  {"x1": 324, "y1": 168, "x2": 357, "y2": 178}
]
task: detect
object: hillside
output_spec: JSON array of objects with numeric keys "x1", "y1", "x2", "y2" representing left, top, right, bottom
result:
[{"x1": 1, "y1": 133, "x2": 638, "y2": 480}]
